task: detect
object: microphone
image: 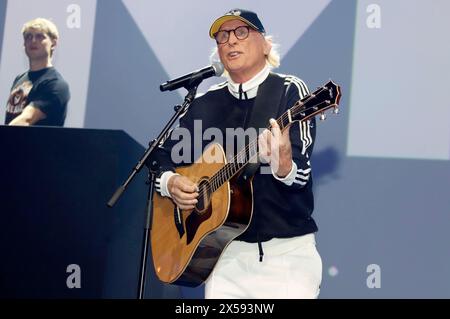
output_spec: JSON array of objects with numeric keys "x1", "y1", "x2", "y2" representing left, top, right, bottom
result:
[{"x1": 160, "y1": 62, "x2": 224, "y2": 92}]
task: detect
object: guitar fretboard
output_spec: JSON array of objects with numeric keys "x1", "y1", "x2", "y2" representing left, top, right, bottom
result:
[
  {"x1": 206, "y1": 82, "x2": 340, "y2": 193},
  {"x1": 208, "y1": 108, "x2": 294, "y2": 192}
]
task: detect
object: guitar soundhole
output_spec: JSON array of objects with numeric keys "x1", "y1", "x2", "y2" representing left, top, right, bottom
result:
[{"x1": 195, "y1": 178, "x2": 212, "y2": 215}]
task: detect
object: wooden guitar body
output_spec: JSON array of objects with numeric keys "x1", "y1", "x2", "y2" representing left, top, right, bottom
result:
[{"x1": 151, "y1": 143, "x2": 253, "y2": 286}]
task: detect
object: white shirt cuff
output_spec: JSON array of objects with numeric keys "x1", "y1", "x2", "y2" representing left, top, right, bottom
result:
[
  {"x1": 271, "y1": 161, "x2": 297, "y2": 186},
  {"x1": 155, "y1": 171, "x2": 179, "y2": 197}
]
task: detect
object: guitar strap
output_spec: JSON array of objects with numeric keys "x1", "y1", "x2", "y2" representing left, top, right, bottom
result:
[{"x1": 239, "y1": 72, "x2": 290, "y2": 181}]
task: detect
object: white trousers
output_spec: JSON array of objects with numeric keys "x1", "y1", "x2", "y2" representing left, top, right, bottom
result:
[{"x1": 205, "y1": 233, "x2": 322, "y2": 299}]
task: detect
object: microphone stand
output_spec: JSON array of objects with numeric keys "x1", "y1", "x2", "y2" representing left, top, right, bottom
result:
[{"x1": 107, "y1": 75, "x2": 203, "y2": 299}]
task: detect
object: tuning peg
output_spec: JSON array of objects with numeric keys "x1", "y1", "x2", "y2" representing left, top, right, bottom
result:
[
  {"x1": 333, "y1": 107, "x2": 339, "y2": 114},
  {"x1": 320, "y1": 112, "x2": 327, "y2": 121}
]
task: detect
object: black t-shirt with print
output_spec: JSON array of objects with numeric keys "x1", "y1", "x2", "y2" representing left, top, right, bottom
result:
[{"x1": 4, "y1": 67, "x2": 70, "y2": 126}]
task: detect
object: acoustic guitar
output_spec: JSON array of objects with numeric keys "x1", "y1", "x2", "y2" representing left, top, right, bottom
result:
[{"x1": 151, "y1": 80, "x2": 341, "y2": 287}]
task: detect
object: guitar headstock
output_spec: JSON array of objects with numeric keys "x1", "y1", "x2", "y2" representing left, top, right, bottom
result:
[{"x1": 289, "y1": 80, "x2": 341, "y2": 123}]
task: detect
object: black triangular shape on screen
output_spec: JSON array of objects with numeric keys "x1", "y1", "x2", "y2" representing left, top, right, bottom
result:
[
  {"x1": 279, "y1": 0, "x2": 357, "y2": 183},
  {"x1": 84, "y1": 0, "x2": 181, "y2": 148},
  {"x1": 0, "y1": 0, "x2": 7, "y2": 61},
  {"x1": 84, "y1": 0, "x2": 181, "y2": 299}
]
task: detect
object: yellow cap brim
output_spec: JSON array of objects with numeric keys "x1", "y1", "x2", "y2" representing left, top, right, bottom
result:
[{"x1": 209, "y1": 16, "x2": 259, "y2": 38}]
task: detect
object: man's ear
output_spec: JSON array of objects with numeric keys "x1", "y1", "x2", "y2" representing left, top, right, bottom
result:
[
  {"x1": 263, "y1": 37, "x2": 272, "y2": 56},
  {"x1": 51, "y1": 38, "x2": 57, "y2": 53}
]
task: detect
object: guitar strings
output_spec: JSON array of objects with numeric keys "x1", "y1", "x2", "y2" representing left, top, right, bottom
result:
[
  {"x1": 197, "y1": 103, "x2": 331, "y2": 199},
  {"x1": 212, "y1": 102, "x2": 329, "y2": 187},
  {"x1": 195, "y1": 91, "x2": 335, "y2": 199},
  {"x1": 196, "y1": 99, "x2": 332, "y2": 199}
]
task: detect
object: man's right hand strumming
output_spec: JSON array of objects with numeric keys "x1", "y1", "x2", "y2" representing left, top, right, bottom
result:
[{"x1": 167, "y1": 175, "x2": 199, "y2": 210}]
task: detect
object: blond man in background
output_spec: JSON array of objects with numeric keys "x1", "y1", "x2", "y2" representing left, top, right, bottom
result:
[{"x1": 5, "y1": 18, "x2": 69, "y2": 126}]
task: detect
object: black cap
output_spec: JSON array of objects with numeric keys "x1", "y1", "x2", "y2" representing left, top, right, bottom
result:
[{"x1": 209, "y1": 9, "x2": 266, "y2": 38}]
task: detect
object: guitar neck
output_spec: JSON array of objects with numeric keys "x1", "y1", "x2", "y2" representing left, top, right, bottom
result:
[
  {"x1": 208, "y1": 111, "x2": 295, "y2": 193},
  {"x1": 207, "y1": 80, "x2": 341, "y2": 193}
]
